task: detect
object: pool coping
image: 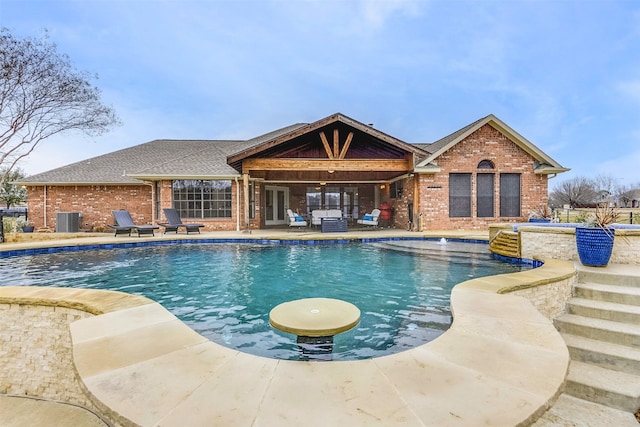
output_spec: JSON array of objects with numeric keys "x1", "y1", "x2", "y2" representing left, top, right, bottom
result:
[{"x1": 0, "y1": 233, "x2": 574, "y2": 426}]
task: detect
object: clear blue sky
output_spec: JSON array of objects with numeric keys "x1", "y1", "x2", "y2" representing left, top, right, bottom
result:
[{"x1": 2, "y1": 0, "x2": 639, "y2": 188}]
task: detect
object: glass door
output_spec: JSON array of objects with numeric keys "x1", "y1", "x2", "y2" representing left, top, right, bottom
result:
[
  {"x1": 265, "y1": 186, "x2": 289, "y2": 225},
  {"x1": 343, "y1": 186, "x2": 359, "y2": 221}
]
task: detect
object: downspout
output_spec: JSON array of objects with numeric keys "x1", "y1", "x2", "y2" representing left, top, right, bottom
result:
[
  {"x1": 43, "y1": 185, "x2": 47, "y2": 228},
  {"x1": 235, "y1": 176, "x2": 240, "y2": 231}
]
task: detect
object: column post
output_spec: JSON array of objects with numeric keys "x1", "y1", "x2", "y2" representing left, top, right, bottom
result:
[{"x1": 243, "y1": 173, "x2": 250, "y2": 232}]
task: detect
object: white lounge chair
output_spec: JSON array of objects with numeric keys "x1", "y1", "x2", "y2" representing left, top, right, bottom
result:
[
  {"x1": 357, "y1": 208, "x2": 381, "y2": 229},
  {"x1": 287, "y1": 209, "x2": 308, "y2": 230}
]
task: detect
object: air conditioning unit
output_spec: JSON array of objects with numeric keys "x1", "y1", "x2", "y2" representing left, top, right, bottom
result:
[{"x1": 56, "y1": 212, "x2": 80, "y2": 233}]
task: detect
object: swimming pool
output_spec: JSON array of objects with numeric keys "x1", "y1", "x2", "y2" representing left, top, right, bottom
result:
[{"x1": 0, "y1": 239, "x2": 531, "y2": 360}]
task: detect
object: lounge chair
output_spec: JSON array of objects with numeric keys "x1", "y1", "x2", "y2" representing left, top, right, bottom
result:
[
  {"x1": 287, "y1": 209, "x2": 308, "y2": 230},
  {"x1": 357, "y1": 208, "x2": 381, "y2": 229},
  {"x1": 108, "y1": 210, "x2": 159, "y2": 237},
  {"x1": 160, "y1": 208, "x2": 205, "y2": 234}
]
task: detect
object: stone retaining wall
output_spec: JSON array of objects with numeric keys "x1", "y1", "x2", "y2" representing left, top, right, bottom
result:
[
  {"x1": 509, "y1": 274, "x2": 575, "y2": 320},
  {"x1": 0, "y1": 303, "x2": 100, "y2": 412},
  {"x1": 518, "y1": 226, "x2": 640, "y2": 265}
]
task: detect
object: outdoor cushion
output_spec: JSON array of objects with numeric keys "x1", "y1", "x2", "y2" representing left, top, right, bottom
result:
[
  {"x1": 363, "y1": 214, "x2": 373, "y2": 221},
  {"x1": 295, "y1": 215, "x2": 305, "y2": 222}
]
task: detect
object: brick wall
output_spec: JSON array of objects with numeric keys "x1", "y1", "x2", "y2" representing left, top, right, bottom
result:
[
  {"x1": 27, "y1": 185, "x2": 153, "y2": 231},
  {"x1": 388, "y1": 176, "x2": 415, "y2": 230},
  {"x1": 27, "y1": 180, "x2": 254, "y2": 233},
  {"x1": 417, "y1": 124, "x2": 549, "y2": 230}
]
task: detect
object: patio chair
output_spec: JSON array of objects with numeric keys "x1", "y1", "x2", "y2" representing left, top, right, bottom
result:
[
  {"x1": 357, "y1": 208, "x2": 381, "y2": 229},
  {"x1": 108, "y1": 210, "x2": 159, "y2": 237},
  {"x1": 160, "y1": 208, "x2": 205, "y2": 234},
  {"x1": 287, "y1": 209, "x2": 308, "y2": 230}
]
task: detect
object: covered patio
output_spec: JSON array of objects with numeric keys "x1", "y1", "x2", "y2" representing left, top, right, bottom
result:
[{"x1": 227, "y1": 113, "x2": 425, "y2": 230}]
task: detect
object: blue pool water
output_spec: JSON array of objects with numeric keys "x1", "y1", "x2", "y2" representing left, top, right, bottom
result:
[{"x1": 0, "y1": 240, "x2": 531, "y2": 360}]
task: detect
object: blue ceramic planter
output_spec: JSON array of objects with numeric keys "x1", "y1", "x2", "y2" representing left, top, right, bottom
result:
[{"x1": 575, "y1": 227, "x2": 614, "y2": 267}]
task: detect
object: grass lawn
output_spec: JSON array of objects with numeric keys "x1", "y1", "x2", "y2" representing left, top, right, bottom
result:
[{"x1": 555, "y1": 207, "x2": 640, "y2": 224}]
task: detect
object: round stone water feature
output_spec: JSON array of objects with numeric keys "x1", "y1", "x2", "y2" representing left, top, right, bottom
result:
[{"x1": 269, "y1": 298, "x2": 360, "y2": 360}]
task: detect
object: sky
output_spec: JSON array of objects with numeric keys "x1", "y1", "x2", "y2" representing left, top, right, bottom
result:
[{"x1": 1, "y1": 0, "x2": 640, "y2": 188}]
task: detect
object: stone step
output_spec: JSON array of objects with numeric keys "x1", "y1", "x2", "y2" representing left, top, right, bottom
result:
[
  {"x1": 531, "y1": 394, "x2": 638, "y2": 427},
  {"x1": 578, "y1": 269, "x2": 640, "y2": 288},
  {"x1": 565, "y1": 360, "x2": 640, "y2": 412},
  {"x1": 562, "y1": 333, "x2": 640, "y2": 375},
  {"x1": 555, "y1": 314, "x2": 640, "y2": 348},
  {"x1": 569, "y1": 297, "x2": 640, "y2": 325},
  {"x1": 574, "y1": 282, "x2": 640, "y2": 306},
  {"x1": 488, "y1": 233, "x2": 519, "y2": 258}
]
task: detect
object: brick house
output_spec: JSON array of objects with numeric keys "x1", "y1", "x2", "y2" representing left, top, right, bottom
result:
[{"x1": 19, "y1": 113, "x2": 569, "y2": 232}]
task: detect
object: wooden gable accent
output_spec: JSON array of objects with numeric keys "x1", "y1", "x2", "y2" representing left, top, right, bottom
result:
[{"x1": 233, "y1": 115, "x2": 421, "y2": 182}]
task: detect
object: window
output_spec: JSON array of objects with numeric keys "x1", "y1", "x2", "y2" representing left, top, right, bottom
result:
[
  {"x1": 477, "y1": 174, "x2": 494, "y2": 217},
  {"x1": 477, "y1": 159, "x2": 495, "y2": 169},
  {"x1": 248, "y1": 181, "x2": 255, "y2": 219},
  {"x1": 306, "y1": 187, "x2": 322, "y2": 214},
  {"x1": 343, "y1": 186, "x2": 359, "y2": 218},
  {"x1": 324, "y1": 186, "x2": 340, "y2": 209},
  {"x1": 500, "y1": 174, "x2": 521, "y2": 217},
  {"x1": 390, "y1": 180, "x2": 403, "y2": 199},
  {"x1": 172, "y1": 180, "x2": 232, "y2": 219},
  {"x1": 154, "y1": 181, "x2": 161, "y2": 220},
  {"x1": 449, "y1": 173, "x2": 471, "y2": 217},
  {"x1": 305, "y1": 186, "x2": 359, "y2": 217}
]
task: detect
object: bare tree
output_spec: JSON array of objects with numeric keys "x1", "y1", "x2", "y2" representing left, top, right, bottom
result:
[
  {"x1": 0, "y1": 28, "x2": 120, "y2": 186},
  {"x1": 592, "y1": 174, "x2": 621, "y2": 201},
  {"x1": 549, "y1": 176, "x2": 598, "y2": 208}
]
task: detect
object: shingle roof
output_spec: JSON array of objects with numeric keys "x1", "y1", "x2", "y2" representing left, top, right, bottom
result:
[
  {"x1": 20, "y1": 139, "x2": 249, "y2": 184},
  {"x1": 19, "y1": 113, "x2": 568, "y2": 185},
  {"x1": 424, "y1": 116, "x2": 488, "y2": 154},
  {"x1": 19, "y1": 122, "x2": 313, "y2": 185},
  {"x1": 415, "y1": 114, "x2": 569, "y2": 174}
]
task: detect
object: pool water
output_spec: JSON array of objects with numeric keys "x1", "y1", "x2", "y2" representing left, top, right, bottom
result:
[{"x1": 0, "y1": 240, "x2": 530, "y2": 360}]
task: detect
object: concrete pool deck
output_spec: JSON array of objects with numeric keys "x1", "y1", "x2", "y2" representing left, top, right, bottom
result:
[{"x1": 1, "y1": 229, "x2": 578, "y2": 426}]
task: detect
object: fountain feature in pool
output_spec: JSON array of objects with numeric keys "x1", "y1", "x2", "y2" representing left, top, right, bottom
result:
[{"x1": 0, "y1": 240, "x2": 530, "y2": 360}]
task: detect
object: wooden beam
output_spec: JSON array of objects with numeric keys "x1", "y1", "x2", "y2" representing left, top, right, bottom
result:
[
  {"x1": 338, "y1": 132, "x2": 353, "y2": 160},
  {"x1": 333, "y1": 129, "x2": 339, "y2": 158},
  {"x1": 319, "y1": 132, "x2": 334, "y2": 159},
  {"x1": 242, "y1": 158, "x2": 411, "y2": 173}
]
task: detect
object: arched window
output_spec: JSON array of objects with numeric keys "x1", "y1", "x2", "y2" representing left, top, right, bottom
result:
[
  {"x1": 477, "y1": 160, "x2": 495, "y2": 217},
  {"x1": 477, "y1": 159, "x2": 495, "y2": 169}
]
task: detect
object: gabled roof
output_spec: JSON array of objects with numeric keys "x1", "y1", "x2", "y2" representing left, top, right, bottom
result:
[
  {"x1": 227, "y1": 112, "x2": 427, "y2": 170},
  {"x1": 415, "y1": 114, "x2": 569, "y2": 175}
]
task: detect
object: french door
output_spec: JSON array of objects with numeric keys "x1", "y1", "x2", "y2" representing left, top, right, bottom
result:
[{"x1": 265, "y1": 186, "x2": 289, "y2": 225}]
